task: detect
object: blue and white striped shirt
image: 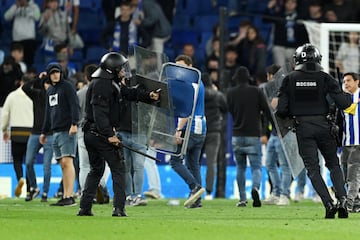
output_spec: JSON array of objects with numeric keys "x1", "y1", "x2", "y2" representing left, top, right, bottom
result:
[{"x1": 343, "y1": 88, "x2": 360, "y2": 146}]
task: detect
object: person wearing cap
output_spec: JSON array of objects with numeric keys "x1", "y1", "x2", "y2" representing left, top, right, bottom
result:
[
  {"x1": 40, "y1": 62, "x2": 80, "y2": 207},
  {"x1": 77, "y1": 52, "x2": 159, "y2": 217}
]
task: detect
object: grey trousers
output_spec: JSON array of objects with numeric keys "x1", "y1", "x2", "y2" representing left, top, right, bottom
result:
[{"x1": 341, "y1": 146, "x2": 360, "y2": 201}]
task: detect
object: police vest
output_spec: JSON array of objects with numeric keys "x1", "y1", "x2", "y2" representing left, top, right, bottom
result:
[{"x1": 287, "y1": 71, "x2": 329, "y2": 116}]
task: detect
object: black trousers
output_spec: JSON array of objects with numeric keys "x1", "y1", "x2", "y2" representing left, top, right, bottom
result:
[
  {"x1": 296, "y1": 116, "x2": 346, "y2": 206},
  {"x1": 11, "y1": 142, "x2": 27, "y2": 181},
  {"x1": 80, "y1": 130, "x2": 126, "y2": 211}
]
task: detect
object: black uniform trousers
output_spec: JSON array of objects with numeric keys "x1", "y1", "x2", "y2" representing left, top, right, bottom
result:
[
  {"x1": 80, "y1": 130, "x2": 126, "y2": 211},
  {"x1": 295, "y1": 116, "x2": 346, "y2": 206}
]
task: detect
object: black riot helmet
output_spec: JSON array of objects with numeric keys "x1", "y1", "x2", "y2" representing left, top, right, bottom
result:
[
  {"x1": 92, "y1": 52, "x2": 128, "y2": 79},
  {"x1": 293, "y1": 43, "x2": 323, "y2": 72}
]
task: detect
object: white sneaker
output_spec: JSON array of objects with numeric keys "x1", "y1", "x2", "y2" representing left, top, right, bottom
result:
[
  {"x1": 144, "y1": 190, "x2": 161, "y2": 199},
  {"x1": 277, "y1": 195, "x2": 290, "y2": 206},
  {"x1": 312, "y1": 195, "x2": 322, "y2": 203},
  {"x1": 294, "y1": 192, "x2": 304, "y2": 202},
  {"x1": 204, "y1": 194, "x2": 213, "y2": 200},
  {"x1": 263, "y1": 194, "x2": 279, "y2": 205},
  {"x1": 132, "y1": 195, "x2": 148, "y2": 206}
]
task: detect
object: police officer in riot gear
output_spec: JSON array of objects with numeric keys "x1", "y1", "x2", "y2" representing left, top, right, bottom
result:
[
  {"x1": 77, "y1": 52, "x2": 159, "y2": 217},
  {"x1": 277, "y1": 43, "x2": 353, "y2": 219}
]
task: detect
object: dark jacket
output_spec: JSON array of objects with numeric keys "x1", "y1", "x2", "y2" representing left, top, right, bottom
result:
[
  {"x1": 42, "y1": 78, "x2": 80, "y2": 133},
  {"x1": 204, "y1": 87, "x2": 227, "y2": 133},
  {"x1": 141, "y1": 0, "x2": 171, "y2": 38},
  {"x1": 22, "y1": 77, "x2": 50, "y2": 135},
  {"x1": 86, "y1": 77, "x2": 152, "y2": 137},
  {"x1": 277, "y1": 70, "x2": 352, "y2": 117},
  {"x1": 0, "y1": 57, "x2": 23, "y2": 106},
  {"x1": 116, "y1": 79, "x2": 154, "y2": 133},
  {"x1": 227, "y1": 82, "x2": 271, "y2": 137},
  {"x1": 227, "y1": 67, "x2": 272, "y2": 136},
  {"x1": 263, "y1": 7, "x2": 308, "y2": 48}
]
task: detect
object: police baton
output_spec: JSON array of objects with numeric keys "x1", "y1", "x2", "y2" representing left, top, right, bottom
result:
[{"x1": 89, "y1": 130, "x2": 161, "y2": 162}]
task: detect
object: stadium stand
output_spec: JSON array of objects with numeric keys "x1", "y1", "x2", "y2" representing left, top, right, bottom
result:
[{"x1": 0, "y1": 0, "x2": 275, "y2": 72}]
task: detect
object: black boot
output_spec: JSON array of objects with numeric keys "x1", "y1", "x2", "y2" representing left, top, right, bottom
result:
[
  {"x1": 325, "y1": 201, "x2": 337, "y2": 219},
  {"x1": 112, "y1": 207, "x2": 127, "y2": 217},
  {"x1": 338, "y1": 197, "x2": 349, "y2": 218},
  {"x1": 77, "y1": 208, "x2": 94, "y2": 216}
]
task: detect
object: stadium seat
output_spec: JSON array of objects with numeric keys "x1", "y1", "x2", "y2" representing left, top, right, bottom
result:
[
  {"x1": 172, "y1": 14, "x2": 194, "y2": 31},
  {"x1": 1, "y1": 28, "x2": 12, "y2": 45},
  {"x1": 197, "y1": 0, "x2": 217, "y2": 15},
  {"x1": 194, "y1": 15, "x2": 219, "y2": 32},
  {"x1": 33, "y1": 47, "x2": 45, "y2": 66},
  {"x1": 33, "y1": 0, "x2": 43, "y2": 8},
  {"x1": 171, "y1": 30, "x2": 199, "y2": 49},
  {"x1": 246, "y1": 0, "x2": 268, "y2": 13},
  {"x1": 1, "y1": 0, "x2": 14, "y2": 13},
  {"x1": 163, "y1": 47, "x2": 175, "y2": 62},
  {"x1": 77, "y1": 9, "x2": 105, "y2": 45},
  {"x1": 199, "y1": 31, "x2": 213, "y2": 48},
  {"x1": 32, "y1": 62, "x2": 46, "y2": 74},
  {"x1": 80, "y1": 0, "x2": 100, "y2": 11},
  {"x1": 85, "y1": 46, "x2": 108, "y2": 64},
  {"x1": 175, "y1": 0, "x2": 199, "y2": 16},
  {"x1": 194, "y1": 46, "x2": 206, "y2": 71},
  {"x1": 78, "y1": 9, "x2": 105, "y2": 31},
  {"x1": 227, "y1": 16, "x2": 250, "y2": 33},
  {"x1": 70, "y1": 49, "x2": 84, "y2": 62}
]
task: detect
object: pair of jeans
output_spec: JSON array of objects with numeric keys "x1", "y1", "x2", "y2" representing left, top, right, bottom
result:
[
  {"x1": 117, "y1": 131, "x2": 146, "y2": 197},
  {"x1": 232, "y1": 136, "x2": 262, "y2": 201},
  {"x1": 265, "y1": 135, "x2": 292, "y2": 197},
  {"x1": 144, "y1": 149, "x2": 161, "y2": 195},
  {"x1": 203, "y1": 132, "x2": 221, "y2": 194},
  {"x1": 25, "y1": 134, "x2": 53, "y2": 194},
  {"x1": 170, "y1": 133, "x2": 205, "y2": 190}
]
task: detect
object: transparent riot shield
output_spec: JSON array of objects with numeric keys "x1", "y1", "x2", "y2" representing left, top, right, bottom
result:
[
  {"x1": 129, "y1": 46, "x2": 201, "y2": 158},
  {"x1": 128, "y1": 46, "x2": 174, "y2": 154},
  {"x1": 158, "y1": 62, "x2": 202, "y2": 157},
  {"x1": 262, "y1": 64, "x2": 305, "y2": 178}
]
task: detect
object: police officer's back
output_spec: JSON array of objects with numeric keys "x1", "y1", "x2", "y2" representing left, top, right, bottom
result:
[{"x1": 277, "y1": 43, "x2": 352, "y2": 219}]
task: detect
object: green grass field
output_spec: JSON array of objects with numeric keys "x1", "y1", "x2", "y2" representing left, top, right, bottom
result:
[{"x1": 1, "y1": 197, "x2": 359, "y2": 240}]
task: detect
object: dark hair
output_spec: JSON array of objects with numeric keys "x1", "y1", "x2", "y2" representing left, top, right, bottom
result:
[
  {"x1": 266, "y1": 64, "x2": 281, "y2": 75},
  {"x1": 232, "y1": 66, "x2": 251, "y2": 84},
  {"x1": 201, "y1": 72, "x2": 212, "y2": 87},
  {"x1": 225, "y1": 45, "x2": 237, "y2": 53},
  {"x1": 22, "y1": 73, "x2": 33, "y2": 84},
  {"x1": 239, "y1": 19, "x2": 252, "y2": 28},
  {"x1": 309, "y1": 0, "x2": 322, "y2": 7},
  {"x1": 120, "y1": 0, "x2": 132, "y2": 7},
  {"x1": 175, "y1": 54, "x2": 193, "y2": 66},
  {"x1": 84, "y1": 64, "x2": 97, "y2": 81},
  {"x1": 212, "y1": 23, "x2": 220, "y2": 36},
  {"x1": 11, "y1": 43, "x2": 24, "y2": 52},
  {"x1": 343, "y1": 72, "x2": 359, "y2": 81},
  {"x1": 246, "y1": 24, "x2": 264, "y2": 45},
  {"x1": 54, "y1": 43, "x2": 68, "y2": 53}
]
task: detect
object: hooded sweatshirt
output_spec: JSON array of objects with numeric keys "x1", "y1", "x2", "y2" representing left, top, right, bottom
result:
[{"x1": 42, "y1": 63, "x2": 79, "y2": 133}]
